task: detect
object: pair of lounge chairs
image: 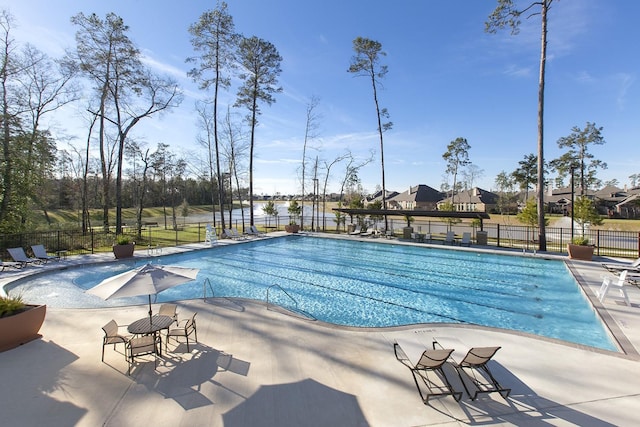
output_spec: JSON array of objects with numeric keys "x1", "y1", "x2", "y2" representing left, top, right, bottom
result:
[
  {"x1": 245, "y1": 225, "x2": 265, "y2": 238},
  {"x1": 443, "y1": 232, "x2": 472, "y2": 246},
  {"x1": 223, "y1": 228, "x2": 247, "y2": 240},
  {"x1": 394, "y1": 336, "x2": 510, "y2": 403},
  {"x1": 6, "y1": 245, "x2": 59, "y2": 267}
]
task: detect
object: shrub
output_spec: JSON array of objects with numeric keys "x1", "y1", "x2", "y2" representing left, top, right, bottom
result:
[{"x1": 0, "y1": 294, "x2": 25, "y2": 317}]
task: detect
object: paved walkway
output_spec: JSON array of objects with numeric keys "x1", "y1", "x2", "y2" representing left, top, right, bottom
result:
[{"x1": 1, "y1": 235, "x2": 640, "y2": 426}]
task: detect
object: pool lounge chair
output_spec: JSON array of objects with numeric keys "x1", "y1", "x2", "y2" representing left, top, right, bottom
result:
[
  {"x1": 394, "y1": 339, "x2": 462, "y2": 403},
  {"x1": 602, "y1": 257, "x2": 640, "y2": 274},
  {"x1": 361, "y1": 226, "x2": 374, "y2": 237},
  {"x1": 459, "y1": 232, "x2": 472, "y2": 247},
  {"x1": 444, "y1": 231, "x2": 456, "y2": 245},
  {"x1": 7, "y1": 247, "x2": 41, "y2": 267},
  {"x1": 349, "y1": 226, "x2": 362, "y2": 235},
  {"x1": 1, "y1": 260, "x2": 22, "y2": 271},
  {"x1": 31, "y1": 244, "x2": 60, "y2": 263},
  {"x1": 433, "y1": 336, "x2": 511, "y2": 401}
]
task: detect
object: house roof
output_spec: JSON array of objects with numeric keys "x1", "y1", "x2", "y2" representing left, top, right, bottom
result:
[
  {"x1": 438, "y1": 187, "x2": 499, "y2": 205},
  {"x1": 388, "y1": 185, "x2": 443, "y2": 203}
]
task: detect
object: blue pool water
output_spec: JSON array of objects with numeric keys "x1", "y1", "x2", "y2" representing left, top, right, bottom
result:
[{"x1": 8, "y1": 236, "x2": 616, "y2": 351}]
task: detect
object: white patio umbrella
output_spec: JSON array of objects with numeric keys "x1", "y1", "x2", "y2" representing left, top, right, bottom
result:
[{"x1": 87, "y1": 263, "x2": 199, "y2": 321}]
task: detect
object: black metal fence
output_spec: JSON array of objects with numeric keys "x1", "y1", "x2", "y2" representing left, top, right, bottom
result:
[{"x1": 2, "y1": 218, "x2": 639, "y2": 260}]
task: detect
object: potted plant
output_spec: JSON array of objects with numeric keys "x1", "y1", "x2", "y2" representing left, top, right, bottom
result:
[
  {"x1": 0, "y1": 294, "x2": 46, "y2": 352},
  {"x1": 567, "y1": 236, "x2": 594, "y2": 260},
  {"x1": 567, "y1": 196, "x2": 602, "y2": 261},
  {"x1": 113, "y1": 235, "x2": 135, "y2": 259},
  {"x1": 285, "y1": 200, "x2": 302, "y2": 233}
]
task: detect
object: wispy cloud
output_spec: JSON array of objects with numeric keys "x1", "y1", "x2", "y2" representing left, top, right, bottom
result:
[
  {"x1": 615, "y1": 72, "x2": 635, "y2": 110},
  {"x1": 503, "y1": 64, "x2": 531, "y2": 78}
]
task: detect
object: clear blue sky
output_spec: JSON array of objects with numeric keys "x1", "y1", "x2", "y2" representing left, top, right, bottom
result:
[{"x1": 4, "y1": 0, "x2": 639, "y2": 195}]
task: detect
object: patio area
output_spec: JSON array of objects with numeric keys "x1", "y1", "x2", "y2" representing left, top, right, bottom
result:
[{"x1": 1, "y1": 237, "x2": 640, "y2": 426}]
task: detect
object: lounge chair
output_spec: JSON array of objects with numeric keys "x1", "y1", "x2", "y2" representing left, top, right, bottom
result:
[
  {"x1": 1, "y1": 260, "x2": 22, "y2": 271},
  {"x1": 602, "y1": 257, "x2": 640, "y2": 274},
  {"x1": 394, "y1": 339, "x2": 462, "y2": 403},
  {"x1": 459, "y1": 232, "x2": 472, "y2": 247},
  {"x1": 597, "y1": 270, "x2": 631, "y2": 306},
  {"x1": 361, "y1": 226, "x2": 374, "y2": 237},
  {"x1": 166, "y1": 312, "x2": 198, "y2": 352},
  {"x1": 444, "y1": 231, "x2": 456, "y2": 245},
  {"x1": 349, "y1": 226, "x2": 362, "y2": 235},
  {"x1": 433, "y1": 336, "x2": 511, "y2": 401},
  {"x1": 7, "y1": 247, "x2": 41, "y2": 267},
  {"x1": 101, "y1": 319, "x2": 131, "y2": 362},
  {"x1": 31, "y1": 244, "x2": 60, "y2": 263}
]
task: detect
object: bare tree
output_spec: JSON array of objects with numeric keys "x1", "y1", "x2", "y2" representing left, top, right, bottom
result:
[
  {"x1": 486, "y1": 0, "x2": 554, "y2": 251},
  {"x1": 300, "y1": 95, "x2": 321, "y2": 229},
  {"x1": 195, "y1": 100, "x2": 220, "y2": 227},
  {"x1": 71, "y1": 12, "x2": 182, "y2": 234},
  {"x1": 219, "y1": 106, "x2": 248, "y2": 229},
  {"x1": 461, "y1": 164, "x2": 484, "y2": 191},
  {"x1": 321, "y1": 153, "x2": 349, "y2": 230}
]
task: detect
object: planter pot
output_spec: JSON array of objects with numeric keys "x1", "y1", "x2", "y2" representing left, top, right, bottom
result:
[
  {"x1": 0, "y1": 304, "x2": 46, "y2": 352},
  {"x1": 285, "y1": 224, "x2": 300, "y2": 233},
  {"x1": 402, "y1": 227, "x2": 413, "y2": 239},
  {"x1": 567, "y1": 244, "x2": 594, "y2": 261},
  {"x1": 113, "y1": 243, "x2": 135, "y2": 259}
]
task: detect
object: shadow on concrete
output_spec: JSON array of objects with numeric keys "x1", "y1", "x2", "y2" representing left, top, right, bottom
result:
[
  {"x1": 223, "y1": 378, "x2": 369, "y2": 427},
  {"x1": 0, "y1": 339, "x2": 87, "y2": 426}
]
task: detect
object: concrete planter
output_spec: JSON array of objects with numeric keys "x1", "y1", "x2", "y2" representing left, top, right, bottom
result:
[
  {"x1": 0, "y1": 304, "x2": 46, "y2": 352},
  {"x1": 113, "y1": 243, "x2": 135, "y2": 259},
  {"x1": 567, "y1": 244, "x2": 594, "y2": 261}
]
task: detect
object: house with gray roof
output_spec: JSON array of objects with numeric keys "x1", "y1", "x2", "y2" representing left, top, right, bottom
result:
[
  {"x1": 436, "y1": 187, "x2": 499, "y2": 213},
  {"x1": 386, "y1": 185, "x2": 443, "y2": 210}
]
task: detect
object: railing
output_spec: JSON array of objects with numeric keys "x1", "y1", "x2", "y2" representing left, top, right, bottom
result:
[
  {"x1": 266, "y1": 284, "x2": 299, "y2": 313},
  {"x1": 202, "y1": 278, "x2": 215, "y2": 300},
  {"x1": 1, "y1": 219, "x2": 639, "y2": 260}
]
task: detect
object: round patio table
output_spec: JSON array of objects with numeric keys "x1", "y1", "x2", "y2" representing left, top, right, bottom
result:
[
  {"x1": 127, "y1": 315, "x2": 174, "y2": 356},
  {"x1": 128, "y1": 315, "x2": 174, "y2": 335}
]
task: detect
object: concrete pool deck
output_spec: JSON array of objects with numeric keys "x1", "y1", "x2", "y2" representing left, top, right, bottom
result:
[{"x1": 1, "y1": 233, "x2": 640, "y2": 426}]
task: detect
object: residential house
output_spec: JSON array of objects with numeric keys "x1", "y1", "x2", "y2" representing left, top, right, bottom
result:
[
  {"x1": 387, "y1": 185, "x2": 443, "y2": 210},
  {"x1": 436, "y1": 187, "x2": 499, "y2": 213}
]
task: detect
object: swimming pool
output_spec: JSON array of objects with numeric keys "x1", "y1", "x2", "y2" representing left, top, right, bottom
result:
[{"x1": 8, "y1": 235, "x2": 617, "y2": 351}]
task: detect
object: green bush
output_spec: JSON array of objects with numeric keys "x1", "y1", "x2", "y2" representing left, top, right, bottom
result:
[
  {"x1": 0, "y1": 294, "x2": 25, "y2": 317},
  {"x1": 572, "y1": 236, "x2": 590, "y2": 246}
]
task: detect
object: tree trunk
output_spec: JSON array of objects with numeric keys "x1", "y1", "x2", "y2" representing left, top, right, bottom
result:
[{"x1": 536, "y1": 1, "x2": 549, "y2": 252}]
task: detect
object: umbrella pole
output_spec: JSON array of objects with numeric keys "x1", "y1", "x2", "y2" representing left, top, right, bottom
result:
[{"x1": 148, "y1": 295, "x2": 153, "y2": 323}]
